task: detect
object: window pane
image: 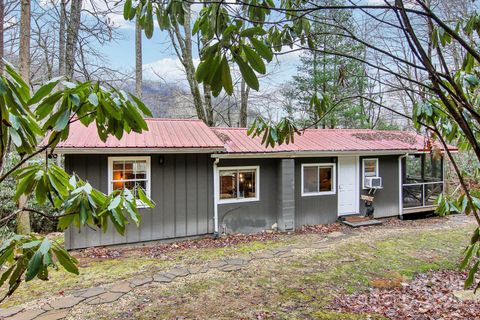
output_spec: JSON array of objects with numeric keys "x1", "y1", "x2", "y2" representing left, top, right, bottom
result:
[
  {"x1": 238, "y1": 170, "x2": 256, "y2": 199},
  {"x1": 113, "y1": 161, "x2": 123, "y2": 171},
  {"x1": 135, "y1": 173, "x2": 146, "y2": 180},
  {"x1": 364, "y1": 159, "x2": 377, "y2": 177},
  {"x1": 133, "y1": 161, "x2": 146, "y2": 172},
  {"x1": 424, "y1": 155, "x2": 442, "y2": 182},
  {"x1": 112, "y1": 170, "x2": 124, "y2": 181},
  {"x1": 220, "y1": 170, "x2": 237, "y2": 199},
  {"x1": 303, "y1": 166, "x2": 319, "y2": 193},
  {"x1": 319, "y1": 167, "x2": 333, "y2": 192},
  {"x1": 124, "y1": 170, "x2": 135, "y2": 180},
  {"x1": 111, "y1": 159, "x2": 149, "y2": 201},
  {"x1": 112, "y1": 181, "x2": 124, "y2": 191},
  {"x1": 405, "y1": 155, "x2": 422, "y2": 183}
]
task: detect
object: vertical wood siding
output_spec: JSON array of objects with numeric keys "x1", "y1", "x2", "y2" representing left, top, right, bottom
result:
[
  {"x1": 359, "y1": 155, "x2": 400, "y2": 218},
  {"x1": 295, "y1": 157, "x2": 338, "y2": 226},
  {"x1": 64, "y1": 154, "x2": 214, "y2": 249}
]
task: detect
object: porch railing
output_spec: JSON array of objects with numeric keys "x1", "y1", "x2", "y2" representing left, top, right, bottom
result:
[{"x1": 402, "y1": 181, "x2": 443, "y2": 209}]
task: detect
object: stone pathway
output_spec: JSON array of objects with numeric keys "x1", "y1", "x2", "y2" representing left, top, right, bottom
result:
[
  {"x1": 0, "y1": 214, "x2": 472, "y2": 320},
  {"x1": 0, "y1": 230, "x2": 350, "y2": 320}
]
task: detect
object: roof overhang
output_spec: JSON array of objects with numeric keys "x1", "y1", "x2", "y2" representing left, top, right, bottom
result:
[
  {"x1": 54, "y1": 147, "x2": 225, "y2": 155},
  {"x1": 211, "y1": 149, "x2": 417, "y2": 159}
]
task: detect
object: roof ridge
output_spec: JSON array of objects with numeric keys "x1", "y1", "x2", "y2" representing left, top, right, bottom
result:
[
  {"x1": 214, "y1": 127, "x2": 247, "y2": 130},
  {"x1": 145, "y1": 118, "x2": 204, "y2": 122}
]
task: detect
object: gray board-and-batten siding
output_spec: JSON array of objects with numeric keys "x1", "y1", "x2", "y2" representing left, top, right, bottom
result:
[
  {"x1": 64, "y1": 154, "x2": 214, "y2": 250},
  {"x1": 64, "y1": 154, "x2": 401, "y2": 250}
]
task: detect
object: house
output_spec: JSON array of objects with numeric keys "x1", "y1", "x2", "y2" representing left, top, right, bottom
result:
[{"x1": 55, "y1": 118, "x2": 453, "y2": 249}]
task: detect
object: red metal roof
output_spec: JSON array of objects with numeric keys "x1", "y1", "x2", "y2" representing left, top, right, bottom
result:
[
  {"x1": 53, "y1": 118, "x2": 225, "y2": 151},
  {"x1": 213, "y1": 128, "x2": 452, "y2": 153},
  {"x1": 52, "y1": 118, "x2": 456, "y2": 154}
]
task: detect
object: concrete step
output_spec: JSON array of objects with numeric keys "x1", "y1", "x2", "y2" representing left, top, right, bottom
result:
[{"x1": 340, "y1": 215, "x2": 383, "y2": 227}]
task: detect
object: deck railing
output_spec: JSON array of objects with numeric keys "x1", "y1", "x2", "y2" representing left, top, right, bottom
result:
[{"x1": 402, "y1": 181, "x2": 443, "y2": 209}]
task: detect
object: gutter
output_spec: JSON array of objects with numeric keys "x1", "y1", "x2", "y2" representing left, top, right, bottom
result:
[
  {"x1": 398, "y1": 153, "x2": 409, "y2": 220},
  {"x1": 211, "y1": 150, "x2": 417, "y2": 159},
  {"x1": 213, "y1": 158, "x2": 220, "y2": 239},
  {"x1": 53, "y1": 147, "x2": 225, "y2": 155}
]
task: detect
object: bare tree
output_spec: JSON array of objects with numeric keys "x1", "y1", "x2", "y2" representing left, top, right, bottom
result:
[
  {"x1": 135, "y1": 19, "x2": 142, "y2": 98},
  {"x1": 16, "y1": 0, "x2": 30, "y2": 234},
  {"x1": 64, "y1": 0, "x2": 81, "y2": 80},
  {"x1": 58, "y1": 0, "x2": 68, "y2": 77},
  {"x1": 239, "y1": 79, "x2": 250, "y2": 127}
]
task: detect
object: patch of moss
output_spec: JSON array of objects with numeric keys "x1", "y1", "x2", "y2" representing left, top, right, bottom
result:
[{"x1": 313, "y1": 310, "x2": 387, "y2": 320}]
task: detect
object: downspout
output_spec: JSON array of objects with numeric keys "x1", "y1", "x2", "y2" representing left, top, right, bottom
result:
[
  {"x1": 398, "y1": 154, "x2": 408, "y2": 220},
  {"x1": 213, "y1": 158, "x2": 220, "y2": 239}
]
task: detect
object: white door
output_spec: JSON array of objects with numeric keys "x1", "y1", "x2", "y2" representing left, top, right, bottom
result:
[{"x1": 338, "y1": 156, "x2": 359, "y2": 216}]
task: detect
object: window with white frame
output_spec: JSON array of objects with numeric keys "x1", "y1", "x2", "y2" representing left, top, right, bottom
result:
[
  {"x1": 301, "y1": 163, "x2": 336, "y2": 196},
  {"x1": 218, "y1": 166, "x2": 259, "y2": 203},
  {"x1": 108, "y1": 157, "x2": 151, "y2": 206},
  {"x1": 362, "y1": 158, "x2": 379, "y2": 188}
]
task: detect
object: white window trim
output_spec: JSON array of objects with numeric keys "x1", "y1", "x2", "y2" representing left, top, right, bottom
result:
[
  {"x1": 216, "y1": 165, "x2": 260, "y2": 204},
  {"x1": 362, "y1": 158, "x2": 379, "y2": 189},
  {"x1": 108, "y1": 156, "x2": 151, "y2": 208},
  {"x1": 301, "y1": 163, "x2": 337, "y2": 197}
]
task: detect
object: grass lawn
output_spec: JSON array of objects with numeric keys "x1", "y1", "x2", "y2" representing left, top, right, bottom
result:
[
  {"x1": 0, "y1": 236, "x2": 294, "y2": 308},
  {"x1": 63, "y1": 218, "x2": 474, "y2": 319}
]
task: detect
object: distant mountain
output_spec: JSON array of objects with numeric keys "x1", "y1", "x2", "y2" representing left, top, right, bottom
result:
[{"x1": 121, "y1": 81, "x2": 198, "y2": 119}]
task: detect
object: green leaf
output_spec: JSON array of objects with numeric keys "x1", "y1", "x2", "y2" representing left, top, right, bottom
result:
[
  {"x1": 123, "y1": 0, "x2": 132, "y2": 20},
  {"x1": 88, "y1": 93, "x2": 99, "y2": 107},
  {"x1": 220, "y1": 56, "x2": 233, "y2": 95},
  {"x1": 234, "y1": 56, "x2": 259, "y2": 91},
  {"x1": 465, "y1": 260, "x2": 479, "y2": 289},
  {"x1": 129, "y1": 93, "x2": 153, "y2": 117},
  {"x1": 243, "y1": 45, "x2": 266, "y2": 74},
  {"x1": 250, "y1": 38, "x2": 273, "y2": 62},
  {"x1": 25, "y1": 251, "x2": 43, "y2": 281},
  {"x1": 28, "y1": 77, "x2": 62, "y2": 106},
  {"x1": 240, "y1": 27, "x2": 266, "y2": 37},
  {"x1": 196, "y1": 56, "x2": 214, "y2": 83},
  {"x1": 137, "y1": 187, "x2": 154, "y2": 208},
  {"x1": 54, "y1": 109, "x2": 71, "y2": 131},
  {"x1": 108, "y1": 195, "x2": 121, "y2": 211},
  {"x1": 53, "y1": 247, "x2": 79, "y2": 275}
]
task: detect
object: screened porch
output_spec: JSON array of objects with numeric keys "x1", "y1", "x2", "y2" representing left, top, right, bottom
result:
[{"x1": 401, "y1": 153, "x2": 444, "y2": 214}]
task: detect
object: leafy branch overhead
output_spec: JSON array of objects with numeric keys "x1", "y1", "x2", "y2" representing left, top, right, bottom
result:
[
  {"x1": 0, "y1": 62, "x2": 155, "y2": 301},
  {"x1": 125, "y1": 0, "x2": 310, "y2": 95}
]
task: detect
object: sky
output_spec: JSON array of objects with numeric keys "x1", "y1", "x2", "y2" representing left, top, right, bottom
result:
[{"x1": 95, "y1": 8, "x2": 300, "y2": 88}]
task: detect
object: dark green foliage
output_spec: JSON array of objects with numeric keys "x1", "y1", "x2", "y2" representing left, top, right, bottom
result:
[{"x1": 0, "y1": 63, "x2": 155, "y2": 301}]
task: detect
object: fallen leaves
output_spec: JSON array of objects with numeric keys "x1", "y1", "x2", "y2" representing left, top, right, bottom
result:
[{"x1": 328, "y1": 270, "x2": 480, "y2": 320}]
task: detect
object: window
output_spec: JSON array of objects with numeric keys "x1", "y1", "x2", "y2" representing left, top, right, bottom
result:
[
  {"x1": 362, "y1": 158, "x2": 379, "y2": 189},
  {"x1": 218, "y1": 166, "x2": 259, "y2": 203},
  {"x1": 301, "y1": 163, "x2": 336, "y2": 196},
  {"x1": 108, "y1": 157, "x2": 151, "y2": 207}
]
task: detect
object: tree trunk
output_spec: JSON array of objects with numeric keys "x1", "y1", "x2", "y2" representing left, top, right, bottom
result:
[
  {"x1": 203, "y1": 84, "x2": 214, "y2": 126},
  {"x1": 239, "y1": 79, "x2": 249, "y2": 127},
  {"x1": 182, "y1": 4, "x2": 207, "y2": 123},
  {"x1": 19, "y1": 0, "x2": 30, "y2": 82},
  {"x1": 17, "y1": 0, "x2": 31, "y2": 234},
  {"x1": 0, "y1": 0, "x2": 4, "y2": 74},
  {"x1": 58, "y1": 0, "x2": 67, "y2": 77},
  {"x1": 135, "y1": 19, "x2": 142, "y2": 98},
  {"x1": 65, "y1": 0, "x2": 82, "y2": 80}
]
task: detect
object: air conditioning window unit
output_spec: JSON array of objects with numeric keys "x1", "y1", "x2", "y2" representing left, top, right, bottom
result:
[{"x1": 365, "y1": 176, "x2": 383, "y2": 189}]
